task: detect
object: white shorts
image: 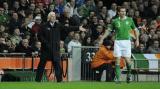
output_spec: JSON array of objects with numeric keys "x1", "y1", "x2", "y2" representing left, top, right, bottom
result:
[{"x1": 113, "y1": 40, "x2": 131, "y2": 58}]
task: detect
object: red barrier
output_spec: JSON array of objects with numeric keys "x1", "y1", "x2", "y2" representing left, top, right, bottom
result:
[{"x1": 0, "y1": 57, "x2": 68, "y2": 81}]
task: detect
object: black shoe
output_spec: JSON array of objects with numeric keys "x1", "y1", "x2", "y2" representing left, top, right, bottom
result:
[
  {"x1": 126, "y1": 76, "x2": 131, "y2": 83},
  {"x1": 35, "y1": 77, "x2": 41, "y2": 82},
  {"x1": 35, "y1": 79, "x2": 41, "y2": 82},
  {"x1": 57, "y1": 79, "x2": 62, "y2": 83}
]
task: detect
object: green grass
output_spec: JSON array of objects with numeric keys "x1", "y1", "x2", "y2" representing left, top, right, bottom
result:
[{"x1": 0, "y1": 81, "x2": 160, "y2": 89}]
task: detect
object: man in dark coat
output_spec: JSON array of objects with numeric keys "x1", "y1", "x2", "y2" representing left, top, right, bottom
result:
[{"x1": 35, "y1": 12, "x2": 85, "y2": 82}]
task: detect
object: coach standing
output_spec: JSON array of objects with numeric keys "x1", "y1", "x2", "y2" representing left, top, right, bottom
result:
[{"x1": 35, "y1": 12, "x2": 86, "y2": 82}]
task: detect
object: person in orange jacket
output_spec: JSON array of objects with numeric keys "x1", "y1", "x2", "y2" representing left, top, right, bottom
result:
[{"x1": 91, "y1": 39, "x2": 115, "y2": 81}]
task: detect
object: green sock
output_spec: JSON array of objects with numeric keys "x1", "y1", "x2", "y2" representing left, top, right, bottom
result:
[
  {"x1": 115, "y1": 65, "x2": 121, "y2": 81},
  {"x1": 127, "y1": 64, "x2": 131, "y2": 77}
]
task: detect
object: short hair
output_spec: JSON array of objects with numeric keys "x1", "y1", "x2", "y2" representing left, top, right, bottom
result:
[
  {"x1": 117, "y1": 6, "x2": 126, "y2": 12},
  {"x1": 103, "y1": 39, "x2": 112, "y2": 46}
]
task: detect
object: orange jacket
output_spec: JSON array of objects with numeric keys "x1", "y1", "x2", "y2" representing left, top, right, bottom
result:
[
  {"x1": 91, "y1": 45, "x2": 125, "y2": 69},
  {"x1": 91, "y1": 45, "x2": 115, "y2": 69}
]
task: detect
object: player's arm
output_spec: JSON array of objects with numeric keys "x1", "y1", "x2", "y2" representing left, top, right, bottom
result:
[
  {"x1": 99, "y1": 19, "x2": 115, "y2": 45},
  {"x1": 131, "y1": 18, "x2": 139, "y2": 47},
  {"x1": 99, "y1": 29, "x2": 110, "y2": 45},
  {"x1": 133, "y1": 28, "x2": 139, "y2": 47}
]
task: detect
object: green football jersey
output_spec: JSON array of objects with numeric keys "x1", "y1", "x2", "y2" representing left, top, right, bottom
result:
[{"x1": 110, "y1": 16, "x2": 136, "y2": 40}]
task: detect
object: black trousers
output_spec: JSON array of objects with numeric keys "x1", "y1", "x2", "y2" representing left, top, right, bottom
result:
[
  {"x1": 35, "y1": 52, "x2": 62, "y2": 82},
  {"x1": 94, "y1": 63, "x2": 115, "y2": 82}
]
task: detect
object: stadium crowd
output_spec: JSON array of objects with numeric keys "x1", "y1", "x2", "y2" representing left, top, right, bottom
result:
[{"x1": 0, "y1": 0, "x2": 160, "y2": 55}]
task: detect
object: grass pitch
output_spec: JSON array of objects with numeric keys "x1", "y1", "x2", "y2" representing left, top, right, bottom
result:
[{"x1": 0, "y1": 81, "x2": 160, "y2": 89}]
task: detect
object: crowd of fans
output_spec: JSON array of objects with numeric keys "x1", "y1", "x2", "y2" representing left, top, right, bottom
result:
[{"x1": 0, "y1": 0, "x2": 160, "y2": 56}]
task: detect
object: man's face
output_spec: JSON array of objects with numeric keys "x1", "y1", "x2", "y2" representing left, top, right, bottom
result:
[
  {"x1": 22, "y1": 39, "x2": 29, "y2": 48},
  {"x1": 153, "y1": 41, "x2": 159, "y2": 48},
  {"x1": 49, "y1": 12, "x2": 56, "y2": 23},
  {"x1": 139, "y1": 44, "x2": 145, "y2": 51},
  {"x1": 0, "y1": 8, "x2": 4, "y2": 15},
  {"x1": 105, "y1": 45, "x2": 111, "y2": 49},
  {"x1": 118, "y1": 8, "x2": 126, "y2": 17},
  {"x1": 35, "y1": 19, "x2": 42, "y2": 24},
  {"x1": 35, "y1": 42, "x2": 41, "y2": 48},
  {"x1": 0, "y1": 38, "x2": 5, "y2": 44}
]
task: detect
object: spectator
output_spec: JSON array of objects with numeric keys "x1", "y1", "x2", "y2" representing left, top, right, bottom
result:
[
  {"x1": 54, "y1": 0, "x2": 65, "y2": 16},
  {"x1": 8, "y1": 12, "x2": 22, "y2": 34},
  {"x1": 64, "y1": 31, "x2": 75, "y2": 48},
  {"x1": 108, "y1": 3, "x2": 117, "y2": 19},
  {"x1": 156, "y1": 30, "x2": 160, "y2": 42},
  {"x1": 128, "y1": 8, "x2": 134, "y2": 18},
  {"x1": 27, "y1": 3, "x2": 36, "y2": 14},
  {"x1": 91, "y1": 39, "x2": 115, "y2": 81},
  {"x1": 78, "y1": 0, "x2": 95, "y2": 17},
  {"x1": 0, "y1": 36, "x2": 9, "y2": 53},
  {"x1": 98, "y1": 19, "x2": 105, "y2": 27},
  {"x1": 64, "y1": 0, "x2": 76, "y2": 18},
  {"x1": 92, "y1": 25, "x2": 104, "y2": 40},
  {"x1": 10, "y1": 27, "x2": 22, "y2": 46},
  {"x1": 79, "y1": 31, "x2": 87, "y2": 44},
  {"x1": 95, "y1": 0, "x2": 103, "y2": 15},
  {"x1": 98, "y1": 6, "x2": 108, "y2": 20},
  {"x1": 139, "y1": 31, "x2": 149, "y2": 47},
  {"x1": 45, "y1": 4, "x2": 55, "y2": 14},
  {"x1": 90, "y1": 16, "x2": 98, "y2": 40},
  {"x1": 32, "y1": 41, "x2": 41, "y2": 56},
  {"x1": 2, "y1": 1, "x2": 9, "y2": 14},
  {"x1": 122, "y1": 2, "x2": 130, "y2": 11},
  {"x1": 135, "y1": 43, "x2": 147, "y2": 53},
  {"x1": 156, "y1": 16, "x2": 160, "y2": 28},
  {"x1": 147, "y1": 40, "x2": 160, "y2": 53},
  {"x1": 0, "y1": 7, "x2": 9, "y2": 25},
  {"x1": 82, "y1": 36, "x2": 93, "y2": 46},
  {"x1": 21, "y1": 17, "x2": 31, "y2": 36},
  {"x1": 138, "y1": 3, "x2": 149, "y2": 19},
  {"x1": 19, "y1": 0, "x2": 29, "y2": 11},
  {"x1": 60, "y1": 40, "x2": 66, "y2": 53},
  {"x1": 31, "y1": 16, "x2": 42, "y2": 43},
  {"x1": 12, "y1": 1, "x2": 20, "y2": 12},
  {"x1": 68, "y1": 32, "x2": 81, "y2": 53},
  {"x1": 148, "y1": 5, "x2": 159, "y2": 19},
  {"x1": 0, "y1": 24, "x2": 6, "y2": 36},
  {"x1": 134, "y1": 10, "x2": 142, "y2": 27},
  {"x1": 15, "y1": 38, "x2": 33, "y2": 56},
  {"x1": 80, "y1": 18, "x2": 91, "y2": 36},
  {"x1": 149, "y1": 20, "x2": 158, "y2": 29},
  {"x1": 130, "y1": 1, "x2": 138, "y2": 10}
]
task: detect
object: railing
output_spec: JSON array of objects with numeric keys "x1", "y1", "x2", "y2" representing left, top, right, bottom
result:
[
  {"x1": 71, "y1": 46, "x2": 160, "y2": 82},
  {"x1": 130, "y1": 54, "x2": 160, "y2": 82},
  {"x1": 0, "y1": 53, "x2": 26, "y2": 70},
  {"x1": 0, "y1": 52, "x2": 69, "y2": 82},
  {"x1": 0, "y1": 50, "x2": 160, "y2": 82}
]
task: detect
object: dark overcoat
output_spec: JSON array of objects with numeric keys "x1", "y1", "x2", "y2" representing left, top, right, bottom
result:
[{"x1": 39, "y1": 22, "x2": 79, "y2": 61}]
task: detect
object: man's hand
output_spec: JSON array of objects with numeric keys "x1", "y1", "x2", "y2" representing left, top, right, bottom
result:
[
  {"x1": 135, "y1": 40, "x2": 139, "y2": 47},
  {"x1": 98, "y1": 35, "x2": 104, "y2": 45},
  {"x1": 99, "y1": 40, "x2": 103, "y2": 45},
  {"x1": 79, "y1": 25, "x2": 86, "y2": 32},
  {"x1": 134, "y1": 28, "x2": 140, "y2": 47}
]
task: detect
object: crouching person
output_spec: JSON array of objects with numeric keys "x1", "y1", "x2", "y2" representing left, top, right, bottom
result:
[{"x1": 91, "y1": 39, "x2": 115, "y2": 82}]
